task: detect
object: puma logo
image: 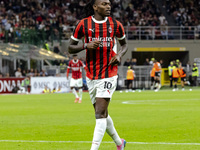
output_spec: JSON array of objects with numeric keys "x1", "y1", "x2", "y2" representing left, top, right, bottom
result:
[
  {"x1": 89, "y1": 28, "x2": 95, "y2": 32},
  {"x1": 107, "y1": 90, "x2": 110, "y2": 94}
]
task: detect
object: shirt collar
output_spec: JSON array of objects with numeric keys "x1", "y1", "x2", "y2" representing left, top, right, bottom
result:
[{"x1": 92, "y1": 16, "x2": 108, "y2": 24}]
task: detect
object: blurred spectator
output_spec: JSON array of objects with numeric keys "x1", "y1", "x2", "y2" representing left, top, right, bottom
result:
[
  {"x1": 159, "y1": 14, "x2": 166, "y2": 25},
  {"x1": 27, "y1": 68, "x2": 34, "y2": 77},
  {"x1": 123, "y1": 58, "x2": 131, "y2": 66},
  {"x1": 22, "y1": 70, "x2": 27, "y2": 77},
  {"x1": 130, "y1": 58, "x2": 137, "y2": 66},
  {"x1": 0, "y1": 29, "x2": 5, "y2": 41},
  {"x1": 15, "y1": 29, "x2": 22, "y2": 42},
  {"x1": 161, "y1": 28, "x2": 168, "y2": 39},
  {"x1": 5, "y1": 73, "x2": 10, "y2": 77},
  {"x1": 53, "y1": 45, "x2": 60, "y2": 54},
  {"x1": 43, "y1": 41, "x2": 50, "y2": 51},
  {"x1": 18, "y1": 76, "x2": 31, "y2": 94},
  {"x1": 143, "y1": 58, "x2": 150, "y2": 65},
  {"x1": 53, "y1": 46, "x2": 61, "y2": 65},
  {"x1": 168, "y1": 28, "x2": 174, "y2": 39},
  {"x1": 15, "y1": 68, "x2": 22, "y2": 77},
  {"x1": 40, "y1": 69, "x2": 48, "y2": 76},
  {"x1": 34, "y1": 69, "x2": 39, "y2": 77},
  {"x1": 42, "y1": 85, "x2": 50, "y2": 93},
  {"x1": 60, "y1": 60, "x2": 67, "y2": 73},
  {"x1": 160, "y1": 59, "x2": 164, "y2": 68}
]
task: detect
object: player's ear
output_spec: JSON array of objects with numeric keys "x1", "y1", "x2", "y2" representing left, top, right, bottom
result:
[{"x1": 93, "y1": 4, "x2": 97, "y2": 11}]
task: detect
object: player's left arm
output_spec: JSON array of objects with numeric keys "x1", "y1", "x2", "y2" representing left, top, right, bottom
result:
[
  {"x1": 109, "y1": 38, "x2": 128, "y2": 66},
  {"x1": 109, "y1": 20, "x2": 128, "y2": 66},
  {"x1": 66, "y1": 62, "x2": 71, "y2": 79}
]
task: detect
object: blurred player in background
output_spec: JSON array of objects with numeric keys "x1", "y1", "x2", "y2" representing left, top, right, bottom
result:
[
  {"x1": 150, "y1": 66, "x2": 156, "y2": 90},
  {"x1": 42, "y1": 85, "x2": 50, "y2": 93},
  {"x1": 168, "y1": 61, "x2": 175, "y2": 88},
  {"x1": 154, "y1": 59, "x2": 162, "y2": 92},
  {"x1": 179, "y1": 63, "x2": 187, "y2": 90},
  {"x1": 126, "y1": 66, "x2": 135, "y2": 92},
  {"x1": 172, "y1": 65, "x2": 179, "y2": 91},
  {"x1": 18, "y1": 76, "x2": 30, "y2": 94},
  {"x1": 67, "y1": 54, "x2": 85, "y2": 103},
  {"x1": 192, "y1": 63, "x2": 199, "y2": 86},
  {"x1": 68, "y1": 0, "x2": 128, "y2": 149}
]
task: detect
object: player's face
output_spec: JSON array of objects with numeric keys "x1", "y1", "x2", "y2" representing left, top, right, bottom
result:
[
  {"x1": 73, "y1": 56, "x2": 77, "y2": 61},
  {"x1": 94, "y1": 0, "x2": 111, "y2": 17}
]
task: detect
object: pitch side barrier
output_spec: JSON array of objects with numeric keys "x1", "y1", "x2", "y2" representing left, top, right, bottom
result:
[
  {"x1": 30, "y1": 77, "x2": 71, "y2": 94},
  {"x1": 54, "y1": 66, "x2": 159, "y2": 89},
  {"x1": 45, "y1": 65, "x2": 197, "y2": 90},
  {"x1": 0, "y1": 77, "x2": 24, "y2": 94},
  {"x1": 117, "y1": 66, "x2": 153, "y2": 90},
  {"x1": 0, "y1": 77, "x2": 25, "y2": 94}
]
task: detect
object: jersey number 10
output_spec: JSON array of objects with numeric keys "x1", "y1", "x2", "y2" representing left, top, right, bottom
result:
[{"x1": 104, "y1": 81, "x2": 112, "y2": 89}]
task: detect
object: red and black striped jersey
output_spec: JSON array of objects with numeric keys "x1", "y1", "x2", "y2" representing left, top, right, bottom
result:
[
  {"x1": 71, "y1": 16, "x2": 125, "y2": 80},
  {"x1": 67, "y1": 59, "x2": 85, "y2": 79}
]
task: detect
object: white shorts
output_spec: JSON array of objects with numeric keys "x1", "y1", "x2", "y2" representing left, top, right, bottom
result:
[
  {"x1": 70, "y1": 78, "x2": 83, "y2": 87},
  {"x1": 86, "y1": 75, "x2": 118, "y2": 104}
]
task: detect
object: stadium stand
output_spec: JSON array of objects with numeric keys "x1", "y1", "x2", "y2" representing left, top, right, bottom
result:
[
  {"x1": 163, "y1": 0, "x2": 200, "y2": 26},
  {"x1": 0, "y1": 0, "x2": 164, "y2": 43},
  {"x1": 1, "y1": 0, "x2": 200, "y2": 43}
]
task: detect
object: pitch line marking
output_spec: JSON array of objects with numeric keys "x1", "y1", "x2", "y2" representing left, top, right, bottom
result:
[
  {"x1": 0, "y1": 140, "x2": 200, "y2": 146},
  {"x1": 121, "y1": 98, "x2": 200, "y2": 104}
]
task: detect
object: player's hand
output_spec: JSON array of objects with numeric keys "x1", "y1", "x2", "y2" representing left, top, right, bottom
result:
[
  {"x1": 108, "y1": 54, "x2": 121, "y2": 66},
  {"x1": 87, "y1": 40, "x2": 101, "y2": 50}
]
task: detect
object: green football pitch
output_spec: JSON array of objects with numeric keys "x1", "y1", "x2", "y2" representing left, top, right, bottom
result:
[{"x1": 0, "y1": 88, "x2": 200, "y2": 150}]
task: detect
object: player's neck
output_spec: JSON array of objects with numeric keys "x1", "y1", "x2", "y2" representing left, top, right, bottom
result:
[
  {"x1": 93, "y1": 13, "x2": 106, "y2": 21},
  {"x1": 73, "y1": 59, "x2": 78, "y2": 63}
]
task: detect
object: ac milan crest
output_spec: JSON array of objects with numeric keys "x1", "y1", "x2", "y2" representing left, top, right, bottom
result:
[{"x1": 108, "y1": 26, "x2": 112, "y2": 33}]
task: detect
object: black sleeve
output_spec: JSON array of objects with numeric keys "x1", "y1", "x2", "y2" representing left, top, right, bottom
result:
[{"x1": 192, "y1": 69, "x2": 197, "y2": 72}]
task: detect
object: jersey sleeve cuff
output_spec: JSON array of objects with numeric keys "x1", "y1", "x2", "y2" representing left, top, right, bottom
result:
[
  {"x1": 71, "y1": 35, "x2": 81, "y2": 42},
  {"x1": 117, "y1": 35, "x2": 126, "y2": 40}
]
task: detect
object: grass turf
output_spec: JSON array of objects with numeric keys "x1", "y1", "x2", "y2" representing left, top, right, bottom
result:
[{"x1": 0, "y1": 88, "x2": 200, "y2": 150}]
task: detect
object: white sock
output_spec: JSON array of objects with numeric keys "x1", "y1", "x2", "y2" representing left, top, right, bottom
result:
[
  {"x1": 91, "y1": 118, "x2": 107, "y2": 150},
  {"x1": 72, "y1": 88, "x2": 79, "y2": 98},
  {"x1": 106, "y1": 115, "x2": 122, "y2": 146},
  {"x1": 78, "y1": 89, "x2": 83, "y2": 100}
]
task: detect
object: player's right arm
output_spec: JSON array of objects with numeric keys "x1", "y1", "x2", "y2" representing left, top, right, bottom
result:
[
  {"x1": 66, "y1": 67, "x2": 70, "y2": 80},
  {"x1": 68, "y1": 39, "x2": 101, "y2": 54},
  {"x1": 68, "y1": 20, "x2": 101, "y2": 54}
]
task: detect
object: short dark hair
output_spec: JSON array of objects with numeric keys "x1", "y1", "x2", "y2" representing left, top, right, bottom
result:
[{"x1": 72, "y1": 54, "x2": 77, "y2": 57}]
